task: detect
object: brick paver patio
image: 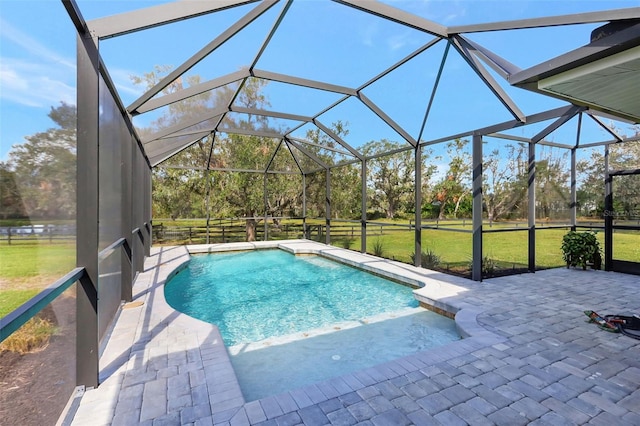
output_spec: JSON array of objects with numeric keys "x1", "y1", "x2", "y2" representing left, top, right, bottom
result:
[{"x1": 70, "y1": 240, "x2": 640, "y2": 425}]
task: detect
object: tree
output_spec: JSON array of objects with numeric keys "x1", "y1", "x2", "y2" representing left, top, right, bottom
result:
[
  {"x1": 577, "y1": 126, "x2": 640, "y2": 218},
  {"x1": 431, "y1": 139, "x2": 471, "y2": 219},
  {"x1": 299, "y1": 121, "x2": 359, "y2": 219},
  {"x1": 0, "y1": 163, "x2": 28, "y2": 219},
  {"x1": 536, "y1": 147, "x2": 570, "y2": 219},
  {"x1": 483, "y1": 143, "x2": 528, "y2": 222},
  {"x1": 362, "y1": 140, "x2": 436, "y2": 219},
  {"x1": 4, "y1": 102, "x2": 76, "y2": 220}
]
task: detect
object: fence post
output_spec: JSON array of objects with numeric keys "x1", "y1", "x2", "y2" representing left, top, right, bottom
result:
[
  {"x1": 189, "y1": 227, "x2": 192, "y2": 244},
  {"x1": 7, "y1": 227, "x2": 11, "y2": 245}
]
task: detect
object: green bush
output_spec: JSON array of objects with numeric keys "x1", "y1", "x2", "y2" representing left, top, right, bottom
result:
[
  {"x1": 340, "y1": 238, "x2": 354, "y2": 250},
  {"x1": 561, "y1": 231, "x2": 602, "y2": 270},
  {"x1": 410, "y1": 249, "x2": 441, "y2": 269},
  {"x1": 372, "y1": 238, "x2": 385, "y2": 257}
]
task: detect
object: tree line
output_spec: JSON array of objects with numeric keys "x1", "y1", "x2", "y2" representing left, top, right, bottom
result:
[{"x1": 1, "y1": 72, "x2": 638, "y2": 238}]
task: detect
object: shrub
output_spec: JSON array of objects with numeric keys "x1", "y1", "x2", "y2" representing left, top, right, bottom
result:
[
  {"x1": 372, "y1": 238, "x2": 384, "y2": 257},
  {"x1": 481, "y1": 255, "x2": 497, "y2": 276},
  {"x1": 561, "y1": 231, "x2": 602, "y2": 270},
  {"x1": 340, "y1": 238, "x2": 354, "y2": 250},
  {"x1": 410, "y1": 249, "x2": 441, "y2": 269}
]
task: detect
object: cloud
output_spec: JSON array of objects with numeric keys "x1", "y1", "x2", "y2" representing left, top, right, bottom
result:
[
  {"x1": 358, "y1": 22, "x2": 379, "y2": 47},
  {"x1": 0, "y1": 18, "x2": 75, "y2": 70},
  {"x1": 107, "y1": 67, "x2": 145, "y2": 100},
  {"x1": 0, "y1": 59, "x2": 75, "y2": 107},
  {"x1": 0, "y1": 17, "x2": 76, "y2": 107}
]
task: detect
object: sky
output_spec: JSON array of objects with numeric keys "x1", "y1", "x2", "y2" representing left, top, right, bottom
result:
[{"x1": 1, "y1": 0, "x2": 639, "y2": 162}]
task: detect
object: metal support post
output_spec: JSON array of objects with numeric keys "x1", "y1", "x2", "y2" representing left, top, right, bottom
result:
[
  {"x1": 121, "y1": 134, "x2": 133, "y2": 302},
  {"x1": 144, "y1": 166, "x2": 151, "y2": 257},
  {"x1": 414, "y1": 147, "x2": 422, "y2": 267},
  {"x1": 302, "y1": 174, "x2": 307, "y2": 238},
  {"x1": 325, "y1": 168, "x2": 331, "y2": 245},
  {"x1": 361, "y1": 159, "x2": 367, "y2": 254},
  {"x1": 472, "y1": 134, "x2": 483, "y2": 281},
  {"x1": 604, "y1": 146, "x2": 613, "y2": 270},
  {"x1": 571, "y1": 147, "x2": 577, "y2": 230},
  {"x1": 263, "y1": 173, "x2": 268, "y2": 241},
  {"x1": 528, "y1": 142, "x2": 536, "y2": 272},
  {"x1": 76, "y1": 31, "x2": 100, "y2": 388}
]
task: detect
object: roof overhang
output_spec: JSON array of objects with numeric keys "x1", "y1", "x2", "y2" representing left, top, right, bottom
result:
[{"x1": 510, "y1": 21, "x2": 640, "y2": 123}]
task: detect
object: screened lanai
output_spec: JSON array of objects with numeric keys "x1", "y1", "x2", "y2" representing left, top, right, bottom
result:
[{"x1": 1, "y1": 0, "x2": 639, "y2": 423}]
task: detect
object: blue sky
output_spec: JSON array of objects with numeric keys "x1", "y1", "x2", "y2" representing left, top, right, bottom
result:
[{"x1": 1, "y1": 0, "x2": 638, "y2": 161}]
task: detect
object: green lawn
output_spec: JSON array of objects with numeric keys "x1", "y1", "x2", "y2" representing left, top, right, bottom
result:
[
  {"x1": 0, "y1": 289, "x2": 40, "y2": 318},
  {"x1": 0, "y1": 241, "x2": 76, "y2": 319},
  {"x1": 1, "y1": 224, "x2": 636, "y2": 317},
  {"x1": 0, "y1": 241, "x2": 76, "y2": 280}
]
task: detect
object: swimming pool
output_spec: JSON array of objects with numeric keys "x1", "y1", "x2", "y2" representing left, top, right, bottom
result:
[
  {"x1": 165, "y1": 249, "x2": 460, "y2": 400},
  {"x1": 165, "y1": 250, "x2": 422, "y2": 346}
]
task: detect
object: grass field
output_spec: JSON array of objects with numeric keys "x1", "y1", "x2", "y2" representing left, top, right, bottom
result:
[
  {"x1": 0, "y1": 241, "x2": 76, "y2": 318},
  {"x1": 1, "y1": 221, "x2": 637, "y2": 318}
]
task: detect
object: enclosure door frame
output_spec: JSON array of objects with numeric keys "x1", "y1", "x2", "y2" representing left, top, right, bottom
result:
[{"x1": 604, "y1": 169, "x2": 640, "y2": 275}]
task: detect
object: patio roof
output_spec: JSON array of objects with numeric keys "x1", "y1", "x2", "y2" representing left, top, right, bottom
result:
[{"x1": 70, "y1": 1, "x2": 640, "y2": 171}]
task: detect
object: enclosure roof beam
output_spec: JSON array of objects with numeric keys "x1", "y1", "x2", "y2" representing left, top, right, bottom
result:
[
  {"x1": 230, "y1": 106, "x2": 312, "y2": 123},
  {"x1": 357, "y1": 37, "x2": 443, "y2": 91},
  {"x1": 133, "y1": 69, "x2": 249, "y2": 115},
  {"x1": 152, "y1": 127, "x2": 219, "y2": 141},
  {"x1": 252, "y1": 69, "x2": 357, "y2": 95},
  {"x1": 248, "y1": 1, "x2": 292, "y2": 71},
  {"x1": 264, "y1": 140, "x2": 284, "y2": 172},
  {"x1": 476, "y1": 104, "x2": 577, "y2": 137},
  {"x1": 458, "y1": 35, "x2": 521, "y2": 79},
  {"x1": 357, "y1": 93, "x2": 417, "y2": 147},
  {"x1": 88, "y1": 0, "x2": 260, "y2": 39},
  {"x1": 333, "y1": 0, "x2": 447, "y2": 37},
  {"x1": 328, "y1": 158, "x2": 361, "y2": 170},
  {"x1": 448, "y1": 8, "x2": 640, "y2": 34},
  {"x1": 149, "y1": 132, "x2": 211, "y2": 167},
  {"x1": 285, "y1": 137, "x2": 329, "y2": 169},
  {"x1": 283, "y1": 141, "x2": 305, "y2": 174},
  {"x1": 417, "y1": 42, "x2": 450, "y2": 144},
  {"x1": 531, "y1": 105, "x2": 584, "y2": 143},
  {"x1": 579, "y1": 136, "x2": 637, "y2": 149},
  {"x1": 216, "y1": 127, "x2": 284, "y2": 139},
  {"x1": 157, "y1": 164, "x2": 299, "y2": 174},
  {"x1": 419, "y1": 104, "x2": 576, "y2": 147},
  {"x1": 313, "y1": 119, "x2": 363, "y2": 160},
  {"x1": 288, "y1": 137, "x2": 353, "y2": 156},
  {"x1": 586, "y1": 112, "x2": 624, "y2": 142},
  {"x1": 451, "y1": 35, "x2": 526, "y2": 123},
  {"x1": 62, "y1": 0, "x2": 90, "y2": 35},
  {"x1": 487, "y1": 133, "x2": 531, "y2": 143},
  {"x1": 143, "y1": 107, "x2": 227, "y2": 143},
  {"x1": 127, "y1": 0, "x2": 279, "y2": 113},
  {"x1": 364, "y1": 145, "x2": 413, "y2": 162},
  {"x1": 145, "y1": 131, "x2": 210, "y2": 157}
]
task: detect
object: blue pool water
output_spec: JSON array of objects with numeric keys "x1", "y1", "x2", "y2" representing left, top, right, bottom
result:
[
  {"x1": 165, "y1": 249, "x2": 460, "y2": 401},
  {"x1": 165, "y1": 250, "x2": 420, "y2": 346}
]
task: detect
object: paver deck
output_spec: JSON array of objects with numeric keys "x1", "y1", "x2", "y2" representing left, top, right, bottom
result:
[{"x1": 70, "y1": 240, "x2": 640, "y2": 425}]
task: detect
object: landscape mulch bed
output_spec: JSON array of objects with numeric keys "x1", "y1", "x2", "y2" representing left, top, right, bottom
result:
[{"x1": 0, "y1": 296, "x2": 75, "y2": 426}]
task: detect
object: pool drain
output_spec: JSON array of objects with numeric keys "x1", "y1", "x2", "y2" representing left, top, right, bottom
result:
[{"x1": 332, "y1": 355, "x2": 341, "y2": 361}]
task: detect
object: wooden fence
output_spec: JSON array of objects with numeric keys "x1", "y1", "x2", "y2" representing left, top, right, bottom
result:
[{"x1": 0, "y1": 225, "x2": 75, "y2": 244}]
